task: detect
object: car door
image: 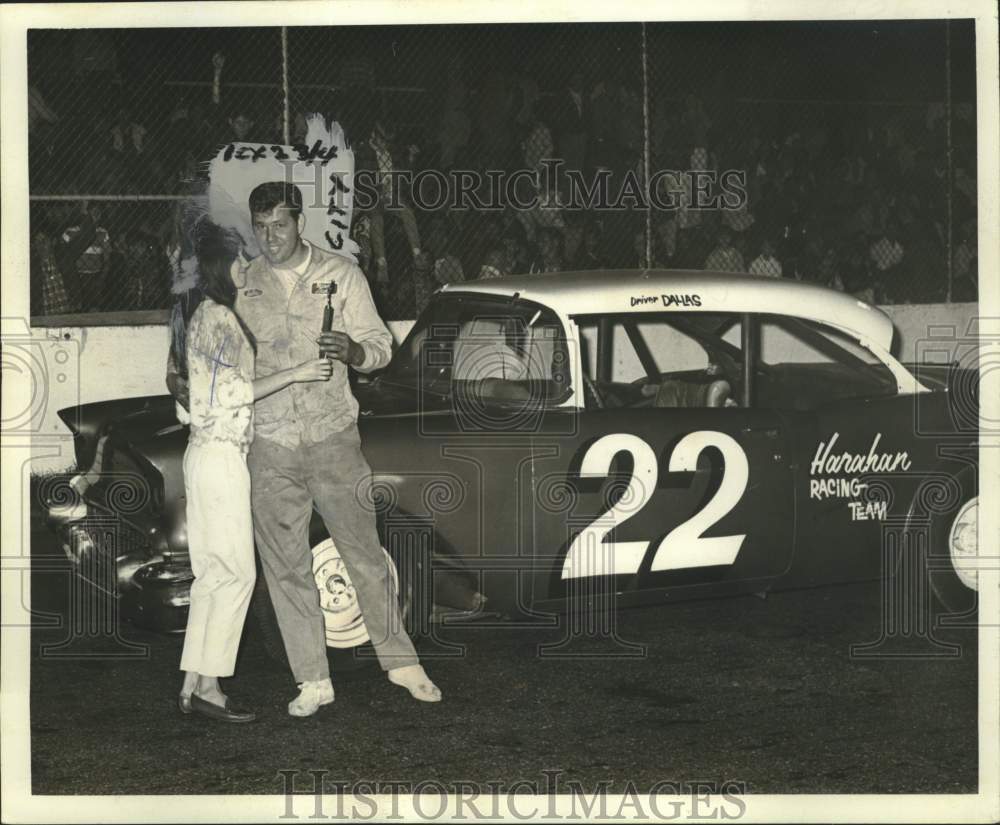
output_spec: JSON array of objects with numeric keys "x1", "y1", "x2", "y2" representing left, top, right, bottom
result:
[
  {"x1": 750, "y1": 313, "x2": 922, "y2": 589},
  {"x1": 529, "y1": 312, "x2": 795, "y2": 610}
]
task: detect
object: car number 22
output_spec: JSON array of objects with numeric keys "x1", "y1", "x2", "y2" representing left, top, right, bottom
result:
[{"x1": 560, "y1": 431, "x2": 750, "y2": 580}]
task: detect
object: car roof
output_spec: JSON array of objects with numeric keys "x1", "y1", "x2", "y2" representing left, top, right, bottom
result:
[{"x1": 439, "y1": 269, "x2": 895, "y2": 351}]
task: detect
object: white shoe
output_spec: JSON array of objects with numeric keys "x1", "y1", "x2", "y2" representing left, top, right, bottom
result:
[
  {"x1": 288, "y1": 679, "x2": 335, "y2": 717},
  {"x1": 388, "y1": 665, "x2": 442, "y2": 703}
]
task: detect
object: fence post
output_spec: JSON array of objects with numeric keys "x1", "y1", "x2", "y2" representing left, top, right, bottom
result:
[
  {"x1": 642, "y1": 22, "x2": 651, "y2": 270},
  {"x1": 282, "y1": 26, "x2": 290, "y2": 145},
  {"x1": 945, "y1": 20, "x2": 953, "y2": 303}
]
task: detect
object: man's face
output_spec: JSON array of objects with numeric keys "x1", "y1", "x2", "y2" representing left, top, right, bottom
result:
[
  {"x1": 229, "y1": 114, "x2": 254, "y2": 141},
  {"x1": 253, "y1": 206, "x2": 304, "y2": 266}
]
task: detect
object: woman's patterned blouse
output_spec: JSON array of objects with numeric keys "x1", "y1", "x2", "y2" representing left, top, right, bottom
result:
[{"x1": 186, "y1": 299, "x2": 254, "y2": 452}]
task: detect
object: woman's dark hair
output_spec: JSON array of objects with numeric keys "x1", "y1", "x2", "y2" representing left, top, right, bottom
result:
[{"x1": 169, "y1": 221, "x2": 256, "y2": 380}]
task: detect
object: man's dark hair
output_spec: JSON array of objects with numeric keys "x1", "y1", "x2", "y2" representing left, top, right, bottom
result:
[{"x1": 249, "y1": 182, "x2": 304, "y2": 219}]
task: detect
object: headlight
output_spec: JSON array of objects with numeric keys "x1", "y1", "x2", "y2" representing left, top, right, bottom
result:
[
  {"x1": 948, "y1": 497, "x2": 979, "y2": 590},
  {"x1": 64, "y1": 525, "x2": 96, "y2": 563}
]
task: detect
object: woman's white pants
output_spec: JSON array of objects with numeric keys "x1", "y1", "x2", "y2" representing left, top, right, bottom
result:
[{"x1": 179, "y1": 441, "x2": 256, "y2": 677}]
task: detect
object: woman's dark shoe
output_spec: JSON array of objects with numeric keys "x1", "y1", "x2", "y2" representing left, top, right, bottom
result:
[
  {"x1": 178, "y1": 693, "x2": 193, "y2": 715},
  {"x1": 190, "y1": 694, "x2": 256, "y2": 723}
]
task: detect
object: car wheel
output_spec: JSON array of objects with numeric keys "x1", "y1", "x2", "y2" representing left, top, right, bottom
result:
[
  {"x1": 252, "y1": 535, "x2": 424, "y2": 674},
  {"x1": 927, "y1": 465, "x2": 979, "y2": 615}
]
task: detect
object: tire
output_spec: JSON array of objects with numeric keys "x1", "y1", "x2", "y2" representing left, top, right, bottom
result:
[
  {"x1": 251, "y1": 532, "x2": 429, "y2": 674},
  {"x1": 926, "y1": 464, "x2": 979, "y2": 615}
]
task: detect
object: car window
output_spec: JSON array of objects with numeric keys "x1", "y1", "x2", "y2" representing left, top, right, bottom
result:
[
  {"x1": 573, "y1": 312, "x2": 742, "y2": 409},
  {"x1": 754, "y1": 314, "x2": 897, "y2": 408},
  {"x1": 385, "y1": 295, "x2": 571, "y2": 405}
]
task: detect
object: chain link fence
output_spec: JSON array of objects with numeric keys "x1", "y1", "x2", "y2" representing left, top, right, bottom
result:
[{"x1": 28, "y1": 21, "x2": 977, "y2": 321}]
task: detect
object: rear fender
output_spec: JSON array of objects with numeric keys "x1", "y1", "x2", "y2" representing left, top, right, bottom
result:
[{"x1": 57, "y1": 395, "x2": 174, "y2": 472}]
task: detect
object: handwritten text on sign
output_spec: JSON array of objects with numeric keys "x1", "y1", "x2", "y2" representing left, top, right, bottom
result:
[{"x1": 207, "y1": 114, "x2": 358, "y2": 263}]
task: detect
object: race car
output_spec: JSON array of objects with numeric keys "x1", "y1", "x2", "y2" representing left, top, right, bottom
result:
[{"x1": 46, "y1": 270, "x2": 981, "y2": 664}]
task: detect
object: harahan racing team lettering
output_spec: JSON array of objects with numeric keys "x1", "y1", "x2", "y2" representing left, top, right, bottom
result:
[{"x1": 809, "y1": 432, "x2": 911, "y2": 521}]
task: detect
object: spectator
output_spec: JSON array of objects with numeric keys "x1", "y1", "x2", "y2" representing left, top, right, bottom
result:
[
  {"x1": 112, "y1": 230, "x2": 172, "y2": 311},
  {"x1": 516, "y1": 170, "x2": 566, "y2": 246},
  {"x1": 110, "y1": 105, "x2": 148, "y2": 158},
  {"x1": 522, "y1": 110, "x2": 554, "y2": 184},
  {"x1": 25, "y1": 31, "x2": 978, "y2": 310},
  {"x1": 703, "y1": 230, "x2": 745, "y2": 273},
  {"x1": 748, "y1": 239, "x2": 782, "y2": 278},
  {"x1": 528, "y1": 227, "x2": 565, "y2": 274},
  {"x1": 553, "y1": 70, "x2": 589, "y2": 180},
  {"x1": 575, "y1": 219, "x2": 609, "y2": 270},
  {"x1": 477, "y1": 248, "x2": 508, "y2": 280},
  {"x1": 424, "y1": 217, "x2": 465, "y2": 286},
  {"x1": 501, "y1": 220, "x2": 530, "y2": 275},
  {"x1": 209, "y1": 53, "x2": 259, "y2": 144},
  {"x1": 651, "y1": 216, "x2": 678, "y2": 269},
  {"x1": 30, "y1": 216, "x2": 77, "y2": 316},
  {"x1": 366, "y1": 116, "x2": 424, "y2": 282},
  {"x1": 60, "y1": 202, "x2": 112, "y2": 312},
  {"x1": 433, "y1": 255, "x2": 465, "y2": 286},
  {"x1": 720, "y1": 184, "x2": 755, "y2": 235}
]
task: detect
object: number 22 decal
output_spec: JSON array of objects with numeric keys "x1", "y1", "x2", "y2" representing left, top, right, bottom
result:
[{"x1": 560, "y1": 431, "x2": 749, "y2": 580}]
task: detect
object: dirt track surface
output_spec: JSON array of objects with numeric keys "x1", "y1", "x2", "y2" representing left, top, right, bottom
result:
[{"x1": 28, "y1": 517, "x2": 978, "y2": 797}]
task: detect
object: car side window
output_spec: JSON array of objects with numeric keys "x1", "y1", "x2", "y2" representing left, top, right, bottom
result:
[
  {"x1": 574, "y1": 313, "x2": 741, "y2": 409},
  {"x1": 754, "y1": 315, "x2": 898, "y2": 409},
  {"x1": 386, "y1": 297, "x2": 571, "y2": 405}
]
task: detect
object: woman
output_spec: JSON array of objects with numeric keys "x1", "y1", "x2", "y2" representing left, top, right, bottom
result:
[{"x1": 170, "y1": 222, "x2": 333, "y2": 722}]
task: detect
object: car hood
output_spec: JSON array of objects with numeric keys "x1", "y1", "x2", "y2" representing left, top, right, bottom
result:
[{"x1": 355, "y1": 379, "x2": 441, "y2": 417}]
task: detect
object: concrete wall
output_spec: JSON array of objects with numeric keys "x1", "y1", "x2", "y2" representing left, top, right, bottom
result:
[{"x1": 26, "y1": 304, "x2": 979, "y2": 473}]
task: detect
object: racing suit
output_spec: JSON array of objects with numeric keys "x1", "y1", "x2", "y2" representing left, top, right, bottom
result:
[{"x1": 236, "y1": 242, "x2": 418, "y2": 683}]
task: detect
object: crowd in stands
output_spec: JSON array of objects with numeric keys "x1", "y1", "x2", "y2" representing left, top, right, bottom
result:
[{"x1": 29, "y1": 46, "x2": 978, "y2": 318}]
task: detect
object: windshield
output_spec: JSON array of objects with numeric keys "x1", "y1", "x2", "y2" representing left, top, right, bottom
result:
[{"x1": 383, "y1": 294, "x2": 572, "y2": 405}]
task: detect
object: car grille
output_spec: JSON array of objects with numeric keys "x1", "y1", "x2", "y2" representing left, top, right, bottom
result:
[{"x1": 63, "y1": 513, "x2": 153, "y2": 596}]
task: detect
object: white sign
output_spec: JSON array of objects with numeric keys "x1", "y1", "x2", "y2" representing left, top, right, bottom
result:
[{"x1": 206, "y1": 113, "x2": 358, "y2": 262}]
